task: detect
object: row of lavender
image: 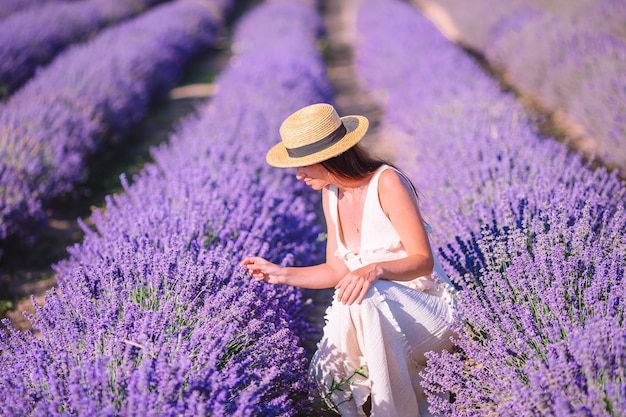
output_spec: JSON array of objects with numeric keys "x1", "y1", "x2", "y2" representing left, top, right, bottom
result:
[
  {"x1": 0, "y1": 0, "x2": 65, "y2": 21},
  {"x1": 421, "y1": 0, "x2": 626, "y2": 173},
  {"x1": 356, "y1": 0, "x2": 626, "y2": 415},
  {"x1": 0, "y1": 0, "x2": 167, "y2": 98},
  {"x1": 0, "y1": 0, "x2": 330, "y2": 415},
  {"x1": 0, "y1": 0, "x2": 230, "y2": 245}
]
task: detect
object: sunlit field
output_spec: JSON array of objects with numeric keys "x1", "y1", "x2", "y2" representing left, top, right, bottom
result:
[{"x1": 1, "y1": 0, "x2": 624, "y2": 415}]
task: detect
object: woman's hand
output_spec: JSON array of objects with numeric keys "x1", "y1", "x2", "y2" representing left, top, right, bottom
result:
[
  {"x1": 240, "y1": 256, "x2": 285, "y2": 284},
  {"x1": 335, "y1": 263, "x2": 382, "y2": 305}
]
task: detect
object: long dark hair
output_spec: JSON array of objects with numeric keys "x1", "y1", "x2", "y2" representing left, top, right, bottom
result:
[
  {"x1": 321, "y1": 143, "x2": 383, "y2": 180},
  {"x1": 321, "y1": 143, "x2": 421, "y2": 201}
]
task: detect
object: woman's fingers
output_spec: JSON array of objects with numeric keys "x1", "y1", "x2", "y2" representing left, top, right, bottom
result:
[
  {"x1": 252, "y1": 271, "x2": 267, "y2": 281},
  {"x1": 345, "y1": 282, "x2": 365, "y2": 305},
  {"x1": 336, "y1": 273, "x2": 373, "y2": 305},
  {"x1": 241, "y1": 257, "x2": 267, "y2": 272},
  {"x1": 336, "y1": 277, "x2": 359, "y2": 305},
  {"x1": 241, "y1": 257, "x2": 267, "y2": 278},
  {"x1": 355, "y1": 285, "x2": 369, "y2": 305},
  {"x1": 241, "y1": 257, "x2": 282, "y2": 284},
  {"x1": 240, "y1": 256, "x2": 264, "y2": 267}
]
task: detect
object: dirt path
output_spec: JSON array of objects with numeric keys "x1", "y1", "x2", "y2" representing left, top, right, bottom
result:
[{"x1": 321, "y1": 0, "x2": 394, "y2": 162}]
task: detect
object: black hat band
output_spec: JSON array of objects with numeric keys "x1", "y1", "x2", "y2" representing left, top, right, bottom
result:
[{"x1": 285, "y1": 123, "x2": 347, "y2": 158}]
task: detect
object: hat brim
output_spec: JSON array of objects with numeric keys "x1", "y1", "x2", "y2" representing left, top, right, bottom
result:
[{"x1": 265, "y1": 115, "x2": 369, "y2": 168}]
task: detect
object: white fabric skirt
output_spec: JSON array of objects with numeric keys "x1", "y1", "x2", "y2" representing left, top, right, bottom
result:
[{"x1": 309, "y1": 279, "x2": 455, "y2": 417}]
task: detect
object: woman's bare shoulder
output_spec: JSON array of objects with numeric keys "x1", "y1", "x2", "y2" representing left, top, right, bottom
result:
[{"x1": 378, "y1": 168, "x2": 413, "y2": 196}]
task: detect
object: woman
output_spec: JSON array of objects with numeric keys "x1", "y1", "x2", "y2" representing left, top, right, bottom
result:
[{"x1": 241, "y1": 103, "x2": 456, "y2": 417}]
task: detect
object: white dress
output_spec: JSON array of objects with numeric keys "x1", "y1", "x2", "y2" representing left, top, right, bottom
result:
[{"x1": 309, "y1": 165, "x2": 456, "y2": 417}]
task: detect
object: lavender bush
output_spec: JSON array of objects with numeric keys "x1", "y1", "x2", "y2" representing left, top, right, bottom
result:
[
  {"x1": 423, "y1": 0, "x2": 625, "y2": 56},
  {"x1": 0, "y1": 0, "x2": 231, "y2": 244},
  {"x1": 356, "y1": 0, "x2": 626, "y2": 415},
  {"x1": 0, "y1": 0, "x2": 332, "y2": 415},
  {"x1": 0, "y1": 0, "x2": 64, "y2": 21},
  {"x1": 0, "y1": 0, "x2": 166, "y2": 98},
  {"x1": 484, "y1": 7, "x2": 626, "y2": 172},
  {"x1": 421, "y1": 0, "x2": 626, "y2": 173}
]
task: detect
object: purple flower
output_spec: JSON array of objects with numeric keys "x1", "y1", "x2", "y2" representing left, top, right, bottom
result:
[
  {"x1": 354, "y1": 0, "x2": 626, "y2": 415},
  {"x1": 1, "y1": 1, "x2": 332, "y2": 415},
  {"x1": 0, "y1": 0, "x2": 231, "y2": 243}
]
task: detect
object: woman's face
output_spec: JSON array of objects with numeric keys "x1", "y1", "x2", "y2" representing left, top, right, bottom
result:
[{"x1": 296, "y1": 163, "x2": 330, "y2": 190}]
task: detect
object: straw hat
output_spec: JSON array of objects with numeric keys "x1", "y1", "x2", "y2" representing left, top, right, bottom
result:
[{"x1": 266, "y1": 103, "x2": 369, "y2": 168}]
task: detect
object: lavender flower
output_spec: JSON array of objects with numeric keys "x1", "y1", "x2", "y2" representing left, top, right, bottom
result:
[
  {"x1": 0, "y1": 0, "x2": 64, "y2": 21},
  {"x1": 0, "y1": 0, "x2": 166, "y2": 98},
  {"x1": 355, "y1": 0, "x2": 626, "y2": 415},
  {"x1": 423, "y1": 0, "x2": 626, "y2": 172},
  {"x1": 0, "y1": 0, "x2": 232, "y2": 243},
  {"x1": 1, "y1": 0, "x2": 331, "y2": 415}
]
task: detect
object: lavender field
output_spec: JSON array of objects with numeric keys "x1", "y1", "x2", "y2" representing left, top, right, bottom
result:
[
  {"x1": 0, "y1": 0, "x2": 166, "y2": 98},
  {"x1": 0, "y1": 0, "x2": 232, "y2": 244},
  {"x1": 356, "y1": 0, "x2": 625, "y2": 415},
  {"x1": 2, "y1": 0, "x2": 330, "y2": 414},
  {"x1": 0, "y1": 0, "x2": 64, "y2": 21},
  {"x1": 1, "y1": 0, "x2": 625, "y2": 415},
  {"x1": 415, "y1": 0, "x2": 626, "y2": 174}
]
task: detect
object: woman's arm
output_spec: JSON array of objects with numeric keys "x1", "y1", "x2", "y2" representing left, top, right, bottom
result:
[
  {"x1": 373, "y1": 169, "x2": 434, "y2": 280},
  {"x1": 335, "y1": 169, "x2": 434, "y2": 304},
  {"x1": 241, "y1": 187, "x2": 349, "y2": 289}
]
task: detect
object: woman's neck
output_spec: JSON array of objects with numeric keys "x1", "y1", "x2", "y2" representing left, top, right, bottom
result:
[{"x1": 335, "y1": 178, "x2": 370, "y2": 197}]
